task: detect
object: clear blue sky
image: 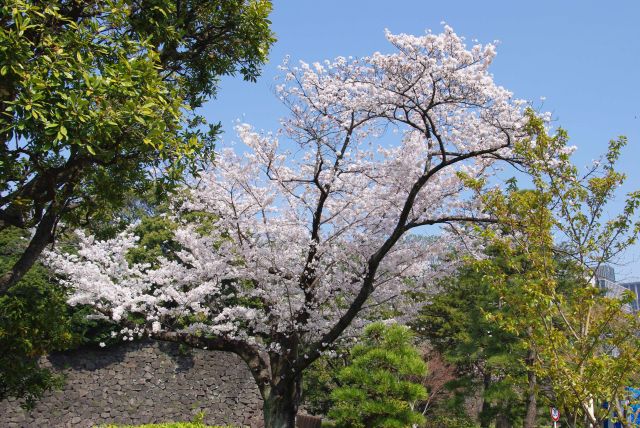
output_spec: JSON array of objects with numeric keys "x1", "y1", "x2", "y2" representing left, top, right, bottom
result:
[{"x1": 204, "y1": 0, "x2": 640, "y2": 281}]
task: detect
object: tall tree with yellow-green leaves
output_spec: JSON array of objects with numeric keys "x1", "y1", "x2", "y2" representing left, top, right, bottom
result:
[
  {"x1": 473, "y1": 111, "x2": 640, "y2": 428},
  {"x1": 0, "y1": 0, "x2": 275, "y2": 295}
]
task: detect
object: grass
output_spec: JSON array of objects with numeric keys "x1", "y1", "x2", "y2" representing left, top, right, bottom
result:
[{"x1": 99, "y1": 413, "x2": 235, "y2": 428}]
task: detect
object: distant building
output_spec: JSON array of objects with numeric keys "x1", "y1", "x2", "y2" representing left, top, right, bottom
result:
[
  {"x1": 595, "y1": 265, "x2": 640, "y2": 312},
  {"x1": 596, "y1": 265, "x2": 616, "y2": 285},
  {"x1": 621, "y1": 281, "x2": 640, "y2": 312}
]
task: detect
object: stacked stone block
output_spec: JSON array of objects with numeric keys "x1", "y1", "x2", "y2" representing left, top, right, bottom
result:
[{"x1": 0, "y1": 340, "x2": 263, "y2": 427}]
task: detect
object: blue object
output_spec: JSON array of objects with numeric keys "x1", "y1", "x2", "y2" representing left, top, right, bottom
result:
[
  {"x1": 603, "y1": 388, "x2": 640, "y2": 427},
  {"x1": 627, "y1": 387, "x2": 640, "y2": 425}
]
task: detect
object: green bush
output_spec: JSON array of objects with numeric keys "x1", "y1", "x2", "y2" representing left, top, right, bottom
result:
[
  {"x1": 303, "y1": 348, "x2": 351, "y2": 416},
  {"x1": 423, "y1": 414, "x2": 480, "y2": 428},
  {"x1": 0, "y1": 227, "x2": 76, "y2": 408},
  {"x1": 328, "y1": 322, "x2": 427, "y2": 428}
]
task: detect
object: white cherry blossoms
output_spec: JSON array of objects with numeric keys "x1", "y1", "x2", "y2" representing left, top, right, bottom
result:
[{"x1": 48, "y1": 27, "x2": 535, "y2": 364}]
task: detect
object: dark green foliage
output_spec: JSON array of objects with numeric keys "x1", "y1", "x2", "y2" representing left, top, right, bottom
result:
[
  {"x1": 126, "y1": 215, "x2": 179, "y2": 267},
  {"x1": 416, "y1": 255, "x2": 527, "y2": 426},
  {"x1": 127, "y1": 0, "x2": 276, "y2": 109},
  {"x1": 1, "y1": 0, "x2": 275, "y2": 208},
  {"x1": 302, "y1": 350, "x2": 351, "y2": 416},
  {"x1": 423, "y1": 414, "x2": 480, "y2": 428},
  {"x1": 328, "y1": 322, "x2": 427, "y2": 428},
  {"x1": 0, "y1": 227, "x2": 74, "y2": 407}
]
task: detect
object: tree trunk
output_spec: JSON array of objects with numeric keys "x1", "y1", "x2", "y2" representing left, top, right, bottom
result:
[
  {"x1": 262, "y1": 377, "x2": 302, "y2": 428},
  {"x1": 479, "y1": 371, "x2": 492, "y2": 428},
  {"x1": 523, "y1": 349, "x2": 537, "y2": 428},
  {"x1": 0, "y1": 206, "x2": 57, "y2": 295},
  {"x1": 495, "y1": 411, "x2": 513, "y2": 428}
]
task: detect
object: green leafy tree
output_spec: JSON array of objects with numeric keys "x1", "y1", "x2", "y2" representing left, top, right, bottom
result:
[
  {"x1": 328, "y1": 322, "x2": 428, "y2": 428},
  {"x1": 474, "y1": 113, "x2": 640, "y2": 428},
  {"x1": 418, "y1": 259, "x2": 528, "y2": 428},
  {"x1": 0, "y1": 0, "x2": 275, "y2": 294}
]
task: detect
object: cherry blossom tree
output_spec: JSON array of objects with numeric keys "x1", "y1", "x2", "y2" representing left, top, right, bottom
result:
[{"x1": 48, "y1": 27, "x2": 535, "y2": 428}]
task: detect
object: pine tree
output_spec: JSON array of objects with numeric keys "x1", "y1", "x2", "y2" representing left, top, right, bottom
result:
[{"x1": 328, "y1": 323, "x2": 428, "y2": 428}]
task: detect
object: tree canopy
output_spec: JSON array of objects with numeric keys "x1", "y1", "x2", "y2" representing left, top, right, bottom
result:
[{"x1": 0, "y1": 0, "x2": 275, "y2": 294}]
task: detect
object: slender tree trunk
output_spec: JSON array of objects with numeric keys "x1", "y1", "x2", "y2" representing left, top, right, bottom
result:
[
  {"x1": 480, "y1": 371, "x2": 492, "y2": 428},
  {"x1": 0, "y1": 155, "x2": 80, "y2": 296},
  {"x1": 586, "y1": 397, "x2": 597, "y2": 428},
  {"x1": 496, "y1": 406, "x2": 513, "y2": 428},
  {"x1": 523, "y1": 348, "x2": 537, "y2": 428},
  {"x1": 262, "y1": 376, "x2": 302, "y2": 428},
  {"x1": 495, "y1": 410, "x2": 513, "y2": 428},
  {"x1": 0, "y1": 206, "x2": 57, "y2": 295}
]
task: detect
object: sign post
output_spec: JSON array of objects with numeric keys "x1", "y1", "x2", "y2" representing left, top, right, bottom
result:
[{"x1": 550, "y1": 407, "x2": 560, "y2": 428}]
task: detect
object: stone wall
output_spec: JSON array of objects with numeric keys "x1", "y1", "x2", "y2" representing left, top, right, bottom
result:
[{"x1": 0, "y1": 340, "x2": 263, "y2": 427}]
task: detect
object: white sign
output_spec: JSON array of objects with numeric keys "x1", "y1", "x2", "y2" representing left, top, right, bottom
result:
[{"x1": 550, "y1": 407, "x2": 560, "y2": 427}]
